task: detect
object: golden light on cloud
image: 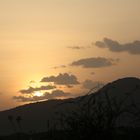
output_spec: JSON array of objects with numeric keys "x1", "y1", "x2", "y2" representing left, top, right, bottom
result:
[{"x1": 34, "y1": 91, "x2": 44, "y2": 97}]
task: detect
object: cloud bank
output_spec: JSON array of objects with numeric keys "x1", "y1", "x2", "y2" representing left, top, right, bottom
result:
[
  {"x1": 95, "y1": 38, "x2": 140, "y2": 55},
  {"x1": 20, "y1": 85, "x2": 56, "y2": 94},
  {"x1": 71, "y1": 57, "x2": 119, "y2": 68},
  {"x1": 14, "y1": 90, "x2": 71, "y2": 102},
  {"x1": 41, "y1": 73, "x2": 80, "y2": 85}
]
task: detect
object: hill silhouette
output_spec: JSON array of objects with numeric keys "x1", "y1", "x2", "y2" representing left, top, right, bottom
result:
[{"x1": 0, "y1": 77, "x2": 140, "y2": 139}]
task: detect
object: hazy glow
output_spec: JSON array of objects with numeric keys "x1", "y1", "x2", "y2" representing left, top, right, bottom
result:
[{"x1": 0, "y1": 0, "x2": 140, "y2": 110}]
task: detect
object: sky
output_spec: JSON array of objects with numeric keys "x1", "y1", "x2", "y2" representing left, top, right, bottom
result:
[{"x1": 0, "y1": 0, "x2": 140, "y2": 111}]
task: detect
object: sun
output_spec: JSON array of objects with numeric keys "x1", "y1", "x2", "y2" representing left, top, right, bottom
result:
[{"x1": 34, "y1": 91, "x2": 43, "y2": 97}]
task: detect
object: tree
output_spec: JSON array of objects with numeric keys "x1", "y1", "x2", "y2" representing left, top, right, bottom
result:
[{"x1": 8, "y1": 115, "x2": 16, "y2": 133}]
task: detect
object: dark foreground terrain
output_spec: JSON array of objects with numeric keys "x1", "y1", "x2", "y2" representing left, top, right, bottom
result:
[
  {"x1": 0, "y1": 128, "x2": 140, "y2": 140},
  {"x1": 0, "y1": 77, "x2": 140, "y2": 140}
]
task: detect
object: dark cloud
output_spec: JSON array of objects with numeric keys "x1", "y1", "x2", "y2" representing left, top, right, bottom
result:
[
  {"x1": 41, "y1": 73, "x2": 80, "y2": 85},
  {"x1": 13, "y1": 90, "x2": 71, "y2": 102},
  {"x1": 82, "y1": 80, "x2": 104, "y2": 90},
  {"x1": 13, "y1": 96, "x2": 33, "y2": 102},
  {"x1": 95, "y1": 38, "x2": 140, "y2": 55},
  {"x1": 20, "y1": 85, "x2": 56, "y2": 94},
  {"x1": 44, "y1": 90, "x2": 71, "y2": 99},
  {"x1": 71, "y1": 57, "x2": 119, "y2": 68}
]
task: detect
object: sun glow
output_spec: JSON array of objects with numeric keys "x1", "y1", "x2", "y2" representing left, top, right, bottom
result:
[{"x1": 34, "y1": 91, "x2": 43, "y2": 97}]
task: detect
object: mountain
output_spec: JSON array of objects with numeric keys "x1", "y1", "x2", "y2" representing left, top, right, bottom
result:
[{"x1": 0, "y1": 77, "x2": 140, "y2": 135}]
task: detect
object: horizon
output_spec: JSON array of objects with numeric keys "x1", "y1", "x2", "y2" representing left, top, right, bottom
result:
[
  {"x1": 0, "y1": 76, "x2": 140, "y2": 137},
  {"x1": 0, "y1": 76, "x2": 139, "y2": 113},
  {"x1": 0, "y1": 0, "x2": 140, "y2": 111}
]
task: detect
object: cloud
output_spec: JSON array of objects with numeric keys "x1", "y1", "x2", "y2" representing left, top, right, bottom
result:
[
  {"x1": 20, "y1": 85, "x2": 56, "y2": 94},
  {"x1": 82, "y1": 80, "x2": 104, "y2": 90},
  {"x1": 41, "y1": 73, "x2": 80, "y2": 85},
  {"x1": 95, "y1": 38, "x2": 140, "y2": 55},
  {"x1": 67, "y1": 46, "x2": 92, "y2": 50},
  {"x1": 13, "y1": 96, "x2": 33, "y2": 102},
  {"x1": 52, "y1": 65, "x2": 66, "y2": 69},
  {"x1": 71, "y1": 57, "x2": 119, "y2": 68},
  {"x1": 44, "y1": 90, "x2": 71, "y2": 99},
  {"x1": 13, "y1": 90, "x2": 71, "y2": 102},
  {"x1": 67, "y1": 46, "x2": 85, "y2": 50},
  {"x1": 91, "y1": 72, "x2": 95, "y2": 75},
  {"x1": 67, "y1": 85, "x2": 74, "y2": 88},
  {"x1": 29, "y1": 80, "x2": 36, "y2": 84}
]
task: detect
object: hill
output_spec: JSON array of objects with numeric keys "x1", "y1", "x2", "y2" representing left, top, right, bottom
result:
[{"x1": 0, "y1": 77, "x2": 140, "y2": 136}]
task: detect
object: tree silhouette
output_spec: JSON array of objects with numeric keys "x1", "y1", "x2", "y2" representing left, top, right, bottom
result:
[
  {"x1": 8, "y1": 115, "x2": 16, "y2": 133},
  {"x1": 16, "y1": 116, "x2": 22, "y2": 133}
]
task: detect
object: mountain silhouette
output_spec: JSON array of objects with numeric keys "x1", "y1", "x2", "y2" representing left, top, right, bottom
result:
[{"x1": 0, "y1": 77, "x2": 140, "y2": 135}]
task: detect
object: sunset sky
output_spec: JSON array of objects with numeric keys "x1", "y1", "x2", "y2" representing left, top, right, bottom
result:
[{"x1": 0, "y1": 0, "x2": 140, "y2": 111}]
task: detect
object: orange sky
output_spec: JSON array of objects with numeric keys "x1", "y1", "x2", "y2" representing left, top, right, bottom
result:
[{"x1": 0, "y1": 0, "x2": 140, "y2": 110}]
